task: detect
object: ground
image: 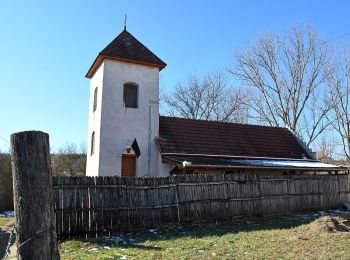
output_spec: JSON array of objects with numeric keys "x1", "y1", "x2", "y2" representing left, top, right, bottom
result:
[
  {"x1": 0, "y1": 212, "x2": 15, "y2": 259},
  {"x1": 59, "y1": 210, "x2": 350, "y2": 260},
  {"x1": 2, "y1": 210, "x2": 350, "y2": 259}
]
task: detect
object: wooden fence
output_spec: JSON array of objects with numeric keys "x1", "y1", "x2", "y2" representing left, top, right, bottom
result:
[{"x1": 52, "y1": 173, "x2": 350, "y2": 240}]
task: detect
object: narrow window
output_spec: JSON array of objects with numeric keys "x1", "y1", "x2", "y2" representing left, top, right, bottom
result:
[
  {"x1": 91, "y1": 131, "x2": 95, "y2": 155},
  {"x1": 123, "y1": 83, "x2": 138, "y2": 108},
  {"x1": 93, "y1": 87, "x2": 98, "y2": 112}
]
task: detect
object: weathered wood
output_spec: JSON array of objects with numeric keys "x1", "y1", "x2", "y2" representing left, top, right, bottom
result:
[
  {"x1": 62, "y1": 177, "x2": 70, "y2": 239},
  {"x1": 51, "y1": 173, "x2": 350, "y2": 239},
  {"x1": 11, "y1": 131, "x2": 59, "y2": 259}
]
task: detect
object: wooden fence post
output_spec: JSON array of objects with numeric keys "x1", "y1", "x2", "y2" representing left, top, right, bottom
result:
[{"x1": 11, "y1": 131, "x2": 60, "y2": 260}]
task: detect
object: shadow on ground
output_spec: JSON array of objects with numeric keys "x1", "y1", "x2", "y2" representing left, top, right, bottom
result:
[
  {"x1": 60, "y1": 209, "x2": 350, "y2": 251},
  {"x1": 0, "y1": 220, "x2": 15, "y2": 259}
]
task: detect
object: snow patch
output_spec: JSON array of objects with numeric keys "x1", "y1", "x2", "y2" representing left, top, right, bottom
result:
[
  {"x1": 0, "y1": 211, "x2": 14, "y2": 217},
  {"x1": 149, "y1": 229, "x2": 158, "y2": 234}
]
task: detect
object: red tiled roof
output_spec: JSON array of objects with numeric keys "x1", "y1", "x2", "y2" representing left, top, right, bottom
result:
[
  {"x1": 158, "y1": 116, "x2": 312, "y2": 159},
  {"x1": 86, "y1": 29, "x2": 166, "y2": 78}
]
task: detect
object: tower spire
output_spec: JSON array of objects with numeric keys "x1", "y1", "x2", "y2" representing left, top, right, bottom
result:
[{"x1": 123, "y1": 14, "x2": 127, "y2": 31}]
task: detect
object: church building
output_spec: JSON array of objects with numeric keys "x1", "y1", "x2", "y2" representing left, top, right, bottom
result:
[{"x1": 85, "y1": 27, "x2": 346, "y2": 177}]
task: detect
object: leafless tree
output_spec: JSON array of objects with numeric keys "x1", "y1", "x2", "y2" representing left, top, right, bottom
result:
[
  {"x1": 51, "y1": 142, "x2": 86, "y2": 176},
  {"x1": 315, "y1": 136, "x2": 337, "y2": 163},
  {"x1": 327, "y1": 47, "x2": 350, "y2": 160},
  {"x1": 163, "y1": 71, "x2": 251, "y2": 123},
  {"x1": 230, "y1": 26, "x2": 333, "y2": 145}
]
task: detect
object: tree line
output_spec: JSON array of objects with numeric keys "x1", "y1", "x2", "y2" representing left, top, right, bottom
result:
[
  {"x1": 162, "y1": 25, "x2": 350, "y2": 162},
  {"x1": 51, "y1": 143, "x2": 87, "y2": 176},
  {"x1": 0, "y1": 143, "x2": 85, "y2": 207},
  {"x1": 0, "y1": 143, "x2": 86, "y2": 178}
]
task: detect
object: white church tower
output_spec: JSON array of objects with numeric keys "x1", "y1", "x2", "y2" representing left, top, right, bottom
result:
[{"x1": 85, "y1": 25, "x2": 166, "y2": 177}]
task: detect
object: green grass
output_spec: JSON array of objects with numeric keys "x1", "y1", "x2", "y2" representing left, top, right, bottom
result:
[{"x1": 59, "y1": 211, "x2": 350, "y2": 259}]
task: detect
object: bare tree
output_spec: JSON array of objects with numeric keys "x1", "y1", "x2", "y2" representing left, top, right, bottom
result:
[
  {"x1": 315, "y1": 136, "x2": 337, "y2": 163},
  {"x1": 51, "y1": 142, "x2": 86, "y2": 176},
  {"x1": 230, "y1": 26, "x2": 332, "y2": 145},
  {"x1": 163, "y1": 71, "x2": 251, "y2": 123},
  {"x1": 327, "y1": 47, "x2": 350, "y2": 160}
]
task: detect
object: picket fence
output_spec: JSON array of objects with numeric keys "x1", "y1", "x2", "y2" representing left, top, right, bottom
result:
[{"x1": 52, "y1": 173, "x2": 349, "y2": 240}]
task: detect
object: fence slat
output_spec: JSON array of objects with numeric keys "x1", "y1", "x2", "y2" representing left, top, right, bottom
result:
[{"x1": 52, "y1": 173, "x2": 349, "y2": 240}]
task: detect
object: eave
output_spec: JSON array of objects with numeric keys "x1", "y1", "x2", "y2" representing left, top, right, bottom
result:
[
  {"x1": 161, "y1": 154, "x2": 349, "y2": 172},
  {"x1": 86, "y1": 54, "x2": 167, "y2": 78}
]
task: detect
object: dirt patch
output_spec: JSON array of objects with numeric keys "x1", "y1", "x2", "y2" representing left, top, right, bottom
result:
[{"x1": 307, "y1": 215, "x2": 350, "y2": 234}]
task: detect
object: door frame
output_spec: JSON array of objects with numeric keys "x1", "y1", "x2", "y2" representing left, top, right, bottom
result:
[{"x1": 121, "y1": 154, "x2": 136, "y2": 176}]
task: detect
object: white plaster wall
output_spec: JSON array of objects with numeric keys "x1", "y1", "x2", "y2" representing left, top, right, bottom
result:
[
  {"x1": 158, "y1": 155, "x2": 174, "y2": 177},
  {"x1": 86, "y1": 63, "x2": 104, "y2": 176},
  {"x1": 98, "y1": 59, "x2": 160, "y2": 176}
]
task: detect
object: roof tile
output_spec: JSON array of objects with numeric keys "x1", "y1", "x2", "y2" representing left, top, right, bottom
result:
[
  {"x1": 86, "y1": 29, "x2": 166, "y2": 78},
  {"x1": 158, "y1": 116, "x2": 311, "y2": 159}
]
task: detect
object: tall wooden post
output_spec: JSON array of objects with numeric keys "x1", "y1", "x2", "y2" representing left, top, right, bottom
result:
[{"x1": 11, "y1": 131, "x2": 59, "y2": 260}]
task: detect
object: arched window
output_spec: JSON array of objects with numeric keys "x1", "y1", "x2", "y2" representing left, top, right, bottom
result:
[
  {"x1": 93, "y1": 87, "x2": 98, "y2": 112},
  {"x1": 123, "y1": 83, "x2": 138, "y2": 108},
  {"x1": 91, "y1": 131, "x2": 95, "y2": 155}
]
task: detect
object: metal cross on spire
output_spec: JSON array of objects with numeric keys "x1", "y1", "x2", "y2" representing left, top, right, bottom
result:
[{"x1": 123, "y1": 14, "x2": 127, "y2": 30}]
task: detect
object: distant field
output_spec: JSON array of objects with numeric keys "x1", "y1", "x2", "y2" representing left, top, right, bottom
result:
[{"x1": 59, "y1": 210, "x2": 350, "y2": 259}]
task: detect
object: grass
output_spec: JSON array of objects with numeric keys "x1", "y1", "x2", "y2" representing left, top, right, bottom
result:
[
  {"x1": 0, "y1": 217, "x2": 14, "y2": 230},
  {"x1": 0, "y1": 216, "x2": 15, "y2": 259},
  {"x1": 59, "y1": 211, "x2": 350, "y2": 259},
  {"x1": 1, "y1": 212, "x2": 349, "y2": 259}
]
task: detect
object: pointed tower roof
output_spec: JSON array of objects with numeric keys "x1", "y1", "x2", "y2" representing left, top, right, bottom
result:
[{"x1": 86, "y1": 29, "x2": 167, "y2": 78}]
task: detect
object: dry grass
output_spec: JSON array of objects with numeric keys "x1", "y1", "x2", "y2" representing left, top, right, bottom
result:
[
  {"x1": 0, "y1": 216, "x2": 15, "y2": 259},
  {"x1": 306, "y1": 215, "x2": 350, "y2": 234},
  {"x1": 0, "y1": 217, "x2": 14, "y2": 230},
  {"x1": 59, "y1": 210, "x2": 350, "y2": 259},
  {"x1": 2, "y1": 212, "x2": 350, "y2": 259}
]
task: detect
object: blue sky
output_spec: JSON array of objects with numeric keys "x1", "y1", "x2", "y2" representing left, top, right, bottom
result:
[{"x1": 0, "y1": 0, "x2": 349, "y2": 152}]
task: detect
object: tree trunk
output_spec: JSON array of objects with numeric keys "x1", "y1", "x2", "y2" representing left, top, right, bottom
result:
[{"x1": 11, "y1": 131, "x2": 60, "y2": 260}]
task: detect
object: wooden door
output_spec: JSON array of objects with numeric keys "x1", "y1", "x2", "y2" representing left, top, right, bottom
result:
[{"x1": 121, "y1": 154, "x2": 136, "y2": 176}]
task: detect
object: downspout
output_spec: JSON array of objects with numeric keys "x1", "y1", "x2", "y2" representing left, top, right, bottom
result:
[{"x1": 148, "y1": 100, "x2": 159, "y2": 176}]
